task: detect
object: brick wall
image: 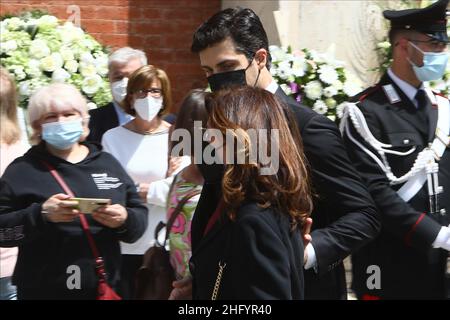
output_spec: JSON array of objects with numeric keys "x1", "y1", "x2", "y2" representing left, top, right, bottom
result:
[{"x1": 0, "y1": 0, "x2": 221, "y2": 112}]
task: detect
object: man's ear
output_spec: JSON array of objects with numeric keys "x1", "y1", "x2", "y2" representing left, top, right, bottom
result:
[
  {"x1": 396, "y1": 37, "x2": 410, "y2": 54},
  {"x1": 254, "y1": 48, "x2": 268, "y2": 69}
]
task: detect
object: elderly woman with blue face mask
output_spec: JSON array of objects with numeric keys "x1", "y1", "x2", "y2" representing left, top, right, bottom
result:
[{"x1": 0, "y1": 83, "x2": 148, "y2": 300}]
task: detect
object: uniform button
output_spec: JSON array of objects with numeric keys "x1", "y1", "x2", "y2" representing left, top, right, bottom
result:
[{"x1": 403, "y1": 139, "x2": 410, "y2": 144}]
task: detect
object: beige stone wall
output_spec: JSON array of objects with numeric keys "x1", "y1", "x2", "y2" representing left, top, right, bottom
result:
[
  {"x1": 220, "y1": 1, "x2": 425, "y2": 87},
  {"x1": 221, "y1": 0, "x2": 281, "y2": 46}
]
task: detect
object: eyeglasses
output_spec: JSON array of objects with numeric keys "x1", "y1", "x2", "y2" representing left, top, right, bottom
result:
[
  {"x1": 408, "y1": 38, "x2": 449, "y2": 51},
  {"x1": 134, "y1": 88, "x2": 163, "y2": 99}
]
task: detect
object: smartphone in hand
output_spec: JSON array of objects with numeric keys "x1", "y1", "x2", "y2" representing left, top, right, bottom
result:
[{"x1": 69, "y1": 198, "x2": 111, "y2": 214}]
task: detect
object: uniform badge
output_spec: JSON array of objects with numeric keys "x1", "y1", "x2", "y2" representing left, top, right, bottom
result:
[{"x1": 382, "y1": 84, "x2": 401, "y2": 104}]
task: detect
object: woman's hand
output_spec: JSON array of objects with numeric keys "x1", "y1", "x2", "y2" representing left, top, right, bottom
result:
[
  {"x1": 42, "y1": 193, "x2": 80, "y2": 223},
  {"x1": 92, "y1": 204, "x2": 128, "y2": 229},
  {"x1": 168, "y1": 276, "x2": 192, "y2": 300},
  {"x1": 136, "y1": 183, "x2": 150, "y2": 202},
  {"x1": 167, "y1": 156, "x2": 184, "y2": 177}
]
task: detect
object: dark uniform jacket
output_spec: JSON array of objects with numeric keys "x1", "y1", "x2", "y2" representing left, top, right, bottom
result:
[
  {"x1": 191, "y1": 87, "x2": 381, "y2": 300},
  {"x1": 343, "y1": 73, "x2": 450, "y2": 299},
  {"x1": 190, "y1": 202, "x2": 304, "y2": 300}
]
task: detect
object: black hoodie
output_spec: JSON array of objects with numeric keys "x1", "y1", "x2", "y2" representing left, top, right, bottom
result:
[{"x1": 0, "y1": 142, "x2": 148, "y2": 299}]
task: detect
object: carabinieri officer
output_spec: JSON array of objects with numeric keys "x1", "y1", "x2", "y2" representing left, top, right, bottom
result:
[{"x1": 341, "y1": 0, "x2": 450, "y2": 299}]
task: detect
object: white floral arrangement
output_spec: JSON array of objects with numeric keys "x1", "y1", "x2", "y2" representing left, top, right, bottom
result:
[
  {"x1": 269, "y1": 45, "x2": 363, "y2": 122},
  {"x1": 0, "y1": 11, "x2": 112, "y2": 109}
]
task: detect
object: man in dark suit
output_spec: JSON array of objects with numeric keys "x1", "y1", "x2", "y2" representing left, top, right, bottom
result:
[
  {"x1": 87, "y1": 47, "x2": 147, "y2": 143},
  {"x1": 341, "y1": 0, "x2": 450, "y2": 299},
  {"x1": 171, "y1": 7, "x2": 381, "y2": 300}
]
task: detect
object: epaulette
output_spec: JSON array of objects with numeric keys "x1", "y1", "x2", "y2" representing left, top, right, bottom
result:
[{"x1": 358, "y1": 85, "x2": 382, "y2": 102}]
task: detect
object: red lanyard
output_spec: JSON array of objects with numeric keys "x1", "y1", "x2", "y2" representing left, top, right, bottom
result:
[{"x1": 203, "y1": 199, "x2": 225, "y2": 237}]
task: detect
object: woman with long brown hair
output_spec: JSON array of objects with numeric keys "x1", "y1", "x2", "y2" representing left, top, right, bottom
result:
[{"x1": 190, "y1": 86, "x2": 313, "y2": 300}]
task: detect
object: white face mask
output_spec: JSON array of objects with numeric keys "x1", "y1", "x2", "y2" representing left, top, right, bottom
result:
[
  {"x1": 134, "y1": 96, "x2": 163, "y2": 121},
  {"x1": 110, "y1": 78, "x2": 128, "y2": 103}
]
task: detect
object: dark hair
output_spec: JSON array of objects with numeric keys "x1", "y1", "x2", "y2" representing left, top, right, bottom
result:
[
  {"x1": 191, "y1": 7, "x2": 272, "y2": 69},
  {"x1": 207, "y1": 86, "x2": 312, "y2": 229},
  {"x1": 170, "y1": 89, "x2": 209, "y2": 155}
]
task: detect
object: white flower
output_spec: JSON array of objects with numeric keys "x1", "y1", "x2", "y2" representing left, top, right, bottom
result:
[
  {"x1": 87, "y1": 102, "x2": 97, "y2": 110},
  {"x1": 25, "y1": 18, "x2": 38, "y2": 28},
  {"x1": 19, "y1": 81, "x2": 31, "y2": 97},
  {"x1": 318, "y1": 65, "x2": 339, "y2": 85},
  {"x1": 332, "y1": 80, "x2": 343, "y2": 91},
  {"x1": 270, "y1": 45, "x2": 288, "y2": 63},
  {"x1": 64, "y1": 60, "x2": 79, "y2": 73},
  {"x1": 309, "y1": 50, "x2": 325, "y2": 64},
  {"x1": 94, "y1": 55, "x2": 109, "y2": 76},
  {"x1": 29, "y1": 39, "x2": 51, "y2": 59},
  {"x1": 291, "y1": 57, "x2": 307, "y2": 77},
  {"x1": 377, "y1": 41, "x2": 391, "y2": 50},
  {"x1": 343, "y1": 76, "x2": 363, "y2": 97},
  {"x1": 0, "y1": 20, "x2": 8, "y2": 33},
  {"x1": 5, "y1": 17, "x2": 24, "y2": 31},
  {"x1": 12, "y1": 66, "x2": 26, "y2": 81},
  {"x1": 313, "y1": 100, "x2": 328, "y2": 115},
  {"x1": 82, "y1": 74, "x2": 102, "y2": 95},
  {"x1": 336, "y1": 102, "x2": 348, "y2": 119},
  {"x1": 37, "y1": 15, "x2": 58, "y2": 28},
  {"x1": 81, "y1": 38, "x2": 96, "y2": 50},
  {"x1": 325, "y1": 98, "x2": 337, "y2": 109},
  {"x1": 80, "y1": 52, "x2": 95, "y2": 64},
  {"x1": 80, "y1": 64, "x2": 98, "y2": 77},
  {"x1": 40, "y1": 53, "x2": 64, "y2": 72},
  {"x1": 277, "y1": 60, "x2": 293, "y2": 80},
  {"x1": 323, "y1": 86, "x2": 338, "y2": 98},
  {"x1": 0, "y1": 40, "x2": 17, "y2": 54},
  {"x1": 26, "y1": 59, "x2": 42, "y2": 77},
  {"x1": 270, "y1": 66, "x2": 279, "y2": 77},
  {"x1": 52, "y1": 68, "x2": 71, "y2": 83},
  {"x1": 304, "y1": 80, "x2": 323, "y2": 100},
  {"x1": 60, "y1": 47, "x2": 75, "y2": 61},
  {"x1": 280, "y1": 83, "x2": 292, "y2": 96},
  {"x1": 57, "y1": 22, "x2": 84, "y2": 43}
]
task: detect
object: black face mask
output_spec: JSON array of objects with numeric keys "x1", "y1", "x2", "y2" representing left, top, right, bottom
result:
[
  {"x1": 197, "y1": 162, "x2": 224, "y2": 184},
  {"x1": 207, "y1": 68, "x2": 247, "y2": 92},
  {"x1": 207, "y1": 57, "x2": 261, "y2": 92},
  {"x1": 195, "y1": 140, "x2": 225, "y2": 183}
]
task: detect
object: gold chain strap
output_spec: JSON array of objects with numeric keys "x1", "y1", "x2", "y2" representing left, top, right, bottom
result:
[{"x1": 211, "y1": 261, "x2": 226, "y2": 300}]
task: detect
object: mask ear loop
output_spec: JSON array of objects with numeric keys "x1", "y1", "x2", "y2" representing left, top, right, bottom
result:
[
  {"x1": 406, "y1": 41, "x2": 423, "y2": 68},
  {"x1": 246, "y1": 54, "x2": 262, "y2": 87}
]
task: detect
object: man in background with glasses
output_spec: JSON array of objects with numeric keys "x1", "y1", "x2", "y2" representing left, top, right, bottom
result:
[{"x1": 342, "y1": 0, "x2": 450, "y2": 299}]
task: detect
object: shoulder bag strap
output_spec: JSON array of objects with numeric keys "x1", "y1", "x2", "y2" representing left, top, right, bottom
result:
[
  {"x1": 41, "y1": 161, "x2": 107, "y2": 280},
  {"x1": 155, "y1": 184, "x2": 202, "y2": 246}
]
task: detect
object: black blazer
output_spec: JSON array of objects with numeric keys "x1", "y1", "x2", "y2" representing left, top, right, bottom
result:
[
  {"x1": 87, "y1": 102, "x2": 119, "y2": 144},
  {"x1": 343, "y1": 73, "x2": 450, "y2": 299},
  {"x1": 190, "y1": 202, "x2": 304, "y2": 300},
  {"x1": 191, "y1": 87, "x2": 381, "y2": 300}
]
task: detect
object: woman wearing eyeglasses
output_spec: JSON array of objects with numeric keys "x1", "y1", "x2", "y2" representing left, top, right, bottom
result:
[{"x1": 101, "y1": 65, "x2": 189, "y2": 299}]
